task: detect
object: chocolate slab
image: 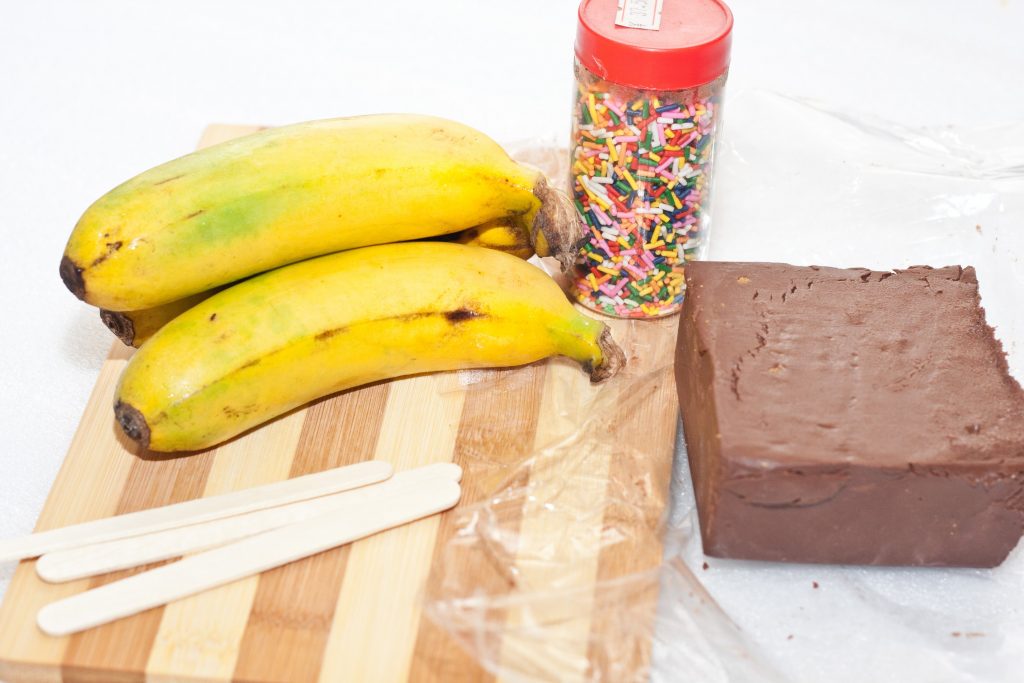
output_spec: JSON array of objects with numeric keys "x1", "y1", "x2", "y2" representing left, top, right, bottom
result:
[{"x1": 676, "y1": 263, "x2": 1024, "y2": 567}]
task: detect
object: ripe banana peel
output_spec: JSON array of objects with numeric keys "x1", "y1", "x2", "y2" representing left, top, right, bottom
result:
[
  {"x1": 61, "y1": 115, "x2": 581, "y2": 311},
  {"x1": 100, "y1": 220, "x2": 534, "y2": 348},
  {"x1": 114, "y1": 242, "x2": 624, "y2": 452}
]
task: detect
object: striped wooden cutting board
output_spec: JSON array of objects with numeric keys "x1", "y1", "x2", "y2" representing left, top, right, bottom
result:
[{"x1": 0, "y1": 125, "x2": 679, "y2": 683}]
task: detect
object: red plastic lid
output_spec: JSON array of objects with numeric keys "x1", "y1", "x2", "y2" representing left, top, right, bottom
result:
[{"x1": 575, "y1": 0, "x2": 733, "y2": 90}]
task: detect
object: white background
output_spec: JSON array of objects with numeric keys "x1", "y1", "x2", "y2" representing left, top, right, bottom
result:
[{"x1": 1, "y1": 0, "x2": 1022, "y2": 676}]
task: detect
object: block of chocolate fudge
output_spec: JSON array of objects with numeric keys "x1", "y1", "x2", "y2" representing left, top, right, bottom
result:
[{"x1": 675, "y1": 262, "x2": 1024, "y2": 567}]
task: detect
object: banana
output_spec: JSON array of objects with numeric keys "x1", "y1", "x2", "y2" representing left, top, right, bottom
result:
[
  {"x1": 100, "y1": 290, "x2": 220, "y2": 347},
  {"x1": 101, "y1": 220, "x2": 533, "y2": 348},
  {"x1": 449, "y1": 219, "x2": 534, "y2": 260},
  {"x1": 61, "y1": 115, "x2": 581, "y2": 311},
  {"x1": 113, "y1": 242, "x2": 624, "y2": 452}
]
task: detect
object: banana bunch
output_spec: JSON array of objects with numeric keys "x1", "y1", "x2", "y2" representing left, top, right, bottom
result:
[
  {"x1": 61, "y1": 115, "x2": 622, "y2": 452},
  {"x1": 115, "y1": 243, "x2": 623, "y2": 452},
  {"x1": 61, "y1": 114, "x2": 580, "y2": 312}
]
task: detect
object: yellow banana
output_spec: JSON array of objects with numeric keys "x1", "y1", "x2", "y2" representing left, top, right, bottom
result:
[
  {"x1": 61, "y1": 115, "x2": 581, "y2": 311},
  {"x1": 449, "y1": 219, "x2": 534, "y2": 260},
  {"x1": 114, "y1": 242, "x2": 624, "y2": 452},
  {"x1": 100, "y1": 290, "x2": 220, "y2": 347},
  {"x1": 100, "y1": 220, "x2": 533, "y2": 348}
]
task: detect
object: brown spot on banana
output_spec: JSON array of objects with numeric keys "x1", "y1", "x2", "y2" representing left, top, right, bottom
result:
[
  {"x1": 444, "y1": 307, "x2": 483, "y2": 323},
  {"x1": 315, "y1": 328, "x2": 342, "y2": 341},
  {"x1": 88, "y1": 241, "x2": 123, "y2": 268},
  {"x1": 316, "y1": 309, "x2": 486, "y2": 342},
  {"x1": 223, "y1": 405, "x2": 258, "y2": 419},
  {"x1": 152, "y1": 174, "x2": 184, "y2": 186}
]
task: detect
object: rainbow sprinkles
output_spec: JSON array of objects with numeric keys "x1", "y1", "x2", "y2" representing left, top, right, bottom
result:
[{"x1": 571, "y1": 75, "x2": 722, "y2": 318}]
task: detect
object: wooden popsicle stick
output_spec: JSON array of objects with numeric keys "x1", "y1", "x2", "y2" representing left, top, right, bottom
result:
[
  {"x1": 0, "y1": 460, "x2": 393, "y2": 563},
  {"x1": 37, "y1": 480, "x2": 462, "y2": 637},
  {"x1": 36, "y1": 462, "x2": 463, "y2": 583}
]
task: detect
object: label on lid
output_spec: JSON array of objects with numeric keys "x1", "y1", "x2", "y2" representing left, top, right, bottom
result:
[{"x1": 614, "y1": 0, "x2": 664, "y2": 30}]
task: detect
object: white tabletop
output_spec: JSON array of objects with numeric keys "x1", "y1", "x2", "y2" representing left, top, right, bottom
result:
[{"x1": 1, "y1": 0, "x2": 1022, "y2": 675}]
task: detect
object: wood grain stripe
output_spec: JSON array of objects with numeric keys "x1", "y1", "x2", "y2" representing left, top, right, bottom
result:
[
  {"x1": 585, "y1": 364, "x2": 677, "y2": 679},
  {"x1": 579, "y1": 317, "x2": 676, "y2": 681},
  {"x1": 232, "y1": 384, "x2": 391, "y2": 683},
  {"x1": 0, "y1": 344, "x2": 137, "y2": 683},
  {"x1": 62, "y1": 446, "x2": 217, "y2": 683},
  {"x1": 317, "y1": 372, "x2": 468, "y2": 683},
  {"x1": 408, "y1": 364, "x2": 548, "y2": 683},
  {"x1": 494, "y1": 358, "x2": 614, "y2": 683},
  {"x1": 145, "y1": 408, "x2": 308, "y2": 682}
]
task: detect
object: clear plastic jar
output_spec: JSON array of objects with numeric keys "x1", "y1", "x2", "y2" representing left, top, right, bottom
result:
[{"x1": 571, "y1": 0, "x2": 733, "y2": 318}]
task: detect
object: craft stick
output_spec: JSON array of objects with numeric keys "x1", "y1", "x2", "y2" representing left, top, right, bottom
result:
[
  {"x1": 0, "y1": 460, "x2": 394, "y2": 563},
  {"x1": 37, "y1": 479, "x2": 462, "y2": 637},
  {"x1": 36, "y1": 462, "x2": 462, "y2": 583}
]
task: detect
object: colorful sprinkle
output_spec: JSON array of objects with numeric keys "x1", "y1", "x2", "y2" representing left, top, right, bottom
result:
[{"x1": 571, "y1": 72, "x2": 722, "y2": 318}]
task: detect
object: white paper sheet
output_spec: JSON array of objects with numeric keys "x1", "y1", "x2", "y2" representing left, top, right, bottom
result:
[{"x1": 656, "y1": 89, "x2": 1024, "y2": 683}]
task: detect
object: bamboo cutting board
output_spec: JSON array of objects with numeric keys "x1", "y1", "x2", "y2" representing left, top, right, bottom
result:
[{"x1": 0, "y1": 125, "x2": 679, "y2": 683}]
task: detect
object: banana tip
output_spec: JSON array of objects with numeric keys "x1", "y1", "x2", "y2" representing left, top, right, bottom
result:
[
  {"x1": 590, "y1": 327, "x2": 626, "y2": 383},
  {"x1": 115, "y1": 400, "x2": 151, "y2": 450},
  {"x1": 100, "y1": 310, "x2": 137, "y2": 347},
  {"x1": 59, "y1": 255, "x2": 86, "y2": 301}
]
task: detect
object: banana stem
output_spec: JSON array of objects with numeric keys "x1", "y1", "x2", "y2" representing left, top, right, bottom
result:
[
  {"x1": 590, "y1": 327, "x2": 626, "y2": 382},
  {"x1": 553, "y1": 317, "x2": 626, "y2": 383},
  {"x1": 530, "y1": 176, "x2": 586, "y2": 273}
]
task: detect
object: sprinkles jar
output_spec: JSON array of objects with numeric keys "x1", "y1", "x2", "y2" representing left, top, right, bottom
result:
[{"x1": 571, "y1": 0, "x2": 733, "y2": 318}]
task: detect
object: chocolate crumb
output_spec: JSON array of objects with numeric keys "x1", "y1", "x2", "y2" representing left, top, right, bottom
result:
[
  {"x1": 812, "y1": 581, "x2": 819, "y2": 589},
  {"x1": 702, "y1": 562, "x2": 709, "y2": 571}
]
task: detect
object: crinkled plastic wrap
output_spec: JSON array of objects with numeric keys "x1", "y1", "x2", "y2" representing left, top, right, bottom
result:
[{"x1": 424, "y1": 91, "x2": 1024, "y2": 683}]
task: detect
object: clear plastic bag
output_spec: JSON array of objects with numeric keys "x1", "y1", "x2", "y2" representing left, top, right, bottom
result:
[
  {"x1": 424, "y1": 91, "x2": 1024, "y2": 683},
  {"x1": 423, "y1": 359, "x2": 784, "y2": 683}
]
